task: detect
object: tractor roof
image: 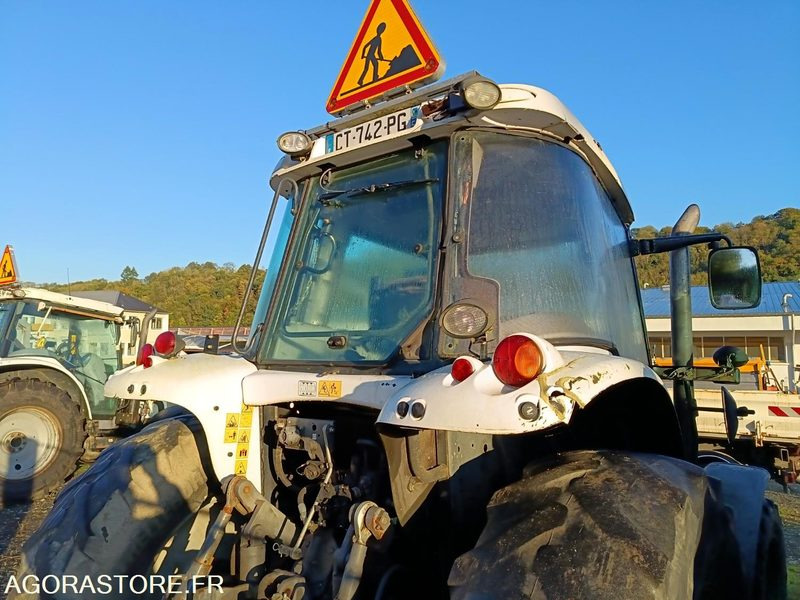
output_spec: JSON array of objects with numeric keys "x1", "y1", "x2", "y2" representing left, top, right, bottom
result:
[
  {"x1": 0, "y1": 287, "x2": 125, "y2": 320},
  {"x1": 270, "y1": 72, "x2": 634, "y2": 224}
]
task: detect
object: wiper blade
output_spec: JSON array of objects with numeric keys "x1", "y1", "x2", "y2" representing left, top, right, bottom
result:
[{"x1": 318, "y1": 178, "x2": 439, "y2": 204}]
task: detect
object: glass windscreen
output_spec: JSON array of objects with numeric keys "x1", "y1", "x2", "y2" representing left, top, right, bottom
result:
[
  {"x1": 458, "y1": 131, "x2": 648, "y2": 362},
  {"x1": 248, "y1": 197, "x2": 295, "y2": 350},
  {"x1": 259, "y1": 142, "x2": 446, "y2": 363},
  {"x1": 0, "y1": 300, "x2": 121, "y2": 414}
]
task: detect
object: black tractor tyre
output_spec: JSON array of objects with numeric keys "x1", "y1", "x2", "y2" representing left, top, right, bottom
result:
[
  {"x1": 752, "y1": 499, "x2": 787, "y2": 600},
  {"x1": 449, "y1": 450, "x2": 748, "y2": 600},
  {"x1": 0, "y1": 377, "x2": 86, "y2": 504},
  {"x1": 13, "y1": 413, "x2": 214, "y2": 600}
]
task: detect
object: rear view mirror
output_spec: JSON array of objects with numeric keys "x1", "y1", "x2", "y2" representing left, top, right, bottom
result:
[{"x1": 707, "y1": 247, "x2": 761, "y2": 309}]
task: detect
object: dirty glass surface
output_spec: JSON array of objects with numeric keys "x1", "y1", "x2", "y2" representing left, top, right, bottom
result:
[
  {"x1": 0, "y1": 301, "x2": 15, "y2": 347},
  {"x1": 260, "y1": 142, "x2": 445, "y2": 363},
  {"x1": 460, "y1": 131, "x2": 648, "y2": 362},
  {"x1": 248, "y1": 197, "x2": 295, "y2": 351},
  {"x1": 2, "y1": 300, "x2": 121, "y2": 414}
]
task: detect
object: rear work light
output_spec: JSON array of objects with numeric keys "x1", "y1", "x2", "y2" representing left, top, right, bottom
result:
[
  {"x1": 492, "y1": 335, "x2": 544, "y2": 387},
  {"x1": 451, "y1": 357, "x2": 476, "y2": 382},
  {"x1": 137, "y1": 343, "x2": 155, "y2": 368}
]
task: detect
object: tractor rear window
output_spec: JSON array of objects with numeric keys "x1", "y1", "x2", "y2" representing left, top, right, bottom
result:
[
  {"x1": 460, "y1": 131, "x2": 648, "y2": 362},
  {"x1": 259, "y1": 143, "x2": 446, "y2": 364}
]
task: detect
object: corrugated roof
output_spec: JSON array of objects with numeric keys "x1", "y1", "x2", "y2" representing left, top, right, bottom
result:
[
  {"x1": 70, "y1": 290, "x2": 163, "y2": 313},
  {"x1": 642, "y1": 281, "x2": 800, "y2": 317}
]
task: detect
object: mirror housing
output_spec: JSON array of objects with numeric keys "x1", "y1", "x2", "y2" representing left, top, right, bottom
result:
[
  {"x1": 721, "y1": 386, "x2": 739, "y2": 445},
  {"x1": 712, "y1": 345, "x2": 749, "y2": 369},
  {"x1": 707, "y1": 246, "x2": 761, "y2": 309}
]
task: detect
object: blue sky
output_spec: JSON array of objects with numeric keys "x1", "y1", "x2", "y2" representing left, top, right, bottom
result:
[{"x1": 1, "y1": 1, "x2": 798, "y2": 283}]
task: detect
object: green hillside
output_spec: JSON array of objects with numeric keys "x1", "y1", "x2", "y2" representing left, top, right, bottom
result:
[
  {"x1": 44, "y1": 262, "x2": 265, "y2": 328},
  {"x1": 633, "y1": 208, "x2": 799, "y2": 288},
  {"x1": 35, "y1": 208, "x2": 797, "y2": 327}
]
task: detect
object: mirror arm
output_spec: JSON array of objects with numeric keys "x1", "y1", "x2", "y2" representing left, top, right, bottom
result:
[
  {"x1": 653, "y1": 364, "x2": 741, "y2": 384},
  {"x1": 631, "y1": 232, "x2": 732, "y2": 256}
]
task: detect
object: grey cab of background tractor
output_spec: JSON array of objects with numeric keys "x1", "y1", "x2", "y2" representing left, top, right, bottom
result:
[
  {"x1": 17, "y1": 73, "x2": 785, "y2": 599},
  {"x1": 0, "y1": 286, "x2": 157, "y2": 503}
]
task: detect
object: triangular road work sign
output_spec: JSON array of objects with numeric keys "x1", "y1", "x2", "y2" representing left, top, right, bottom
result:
[
  {"x1": 327, "y1": 0, "x2": 443, "y2": 114},
  {"x1": 0, "y1": 246, "x2": 18, "y2": 286}
]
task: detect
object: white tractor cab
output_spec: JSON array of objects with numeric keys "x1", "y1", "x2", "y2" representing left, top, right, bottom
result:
[
  {"x1": 19, "y1": 70, "x2": 784, "y2": 599},
  {"x1": 0, "y1": 285, "x2": 155, "y2": 502}
]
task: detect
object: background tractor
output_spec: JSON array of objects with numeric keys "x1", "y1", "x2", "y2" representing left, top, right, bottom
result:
[
  {"x1": 0, "y1": 285, "x2": 154, "y2": 503},
  {"x1": 16, "y1": 73, "x2": 786, "y2": 599}
]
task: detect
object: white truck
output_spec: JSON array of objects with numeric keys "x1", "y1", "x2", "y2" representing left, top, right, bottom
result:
[
  {"x1": 16, "y1": 55, "x2": 786, "y2": 600},
  {"x1": 696, "y1": 387, "x2": 800, "y2": 479},
  {"x1": 0, "y1": 285, "x2": 153, "y2": 502}
]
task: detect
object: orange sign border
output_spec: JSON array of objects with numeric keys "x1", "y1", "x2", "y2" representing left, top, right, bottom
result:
[
  {"x1": 0, "y1": 245, "x2": 18, "y2": 286},
  {"x1": 326, "y1": 0, "x2": 442, "y2": 114}
]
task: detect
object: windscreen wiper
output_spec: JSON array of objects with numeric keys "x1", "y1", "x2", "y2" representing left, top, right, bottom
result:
[{"x1": 318, "y1": 178, "x2": 439, "y2": 205}]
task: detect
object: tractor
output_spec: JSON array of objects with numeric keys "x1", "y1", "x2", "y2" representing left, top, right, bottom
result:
[
  {"x1": 0, "y1": 285, "x2": 155, "y2": 503},
  {"x1": 16, "y1": 72, "x2": 785, "y2": 599}
]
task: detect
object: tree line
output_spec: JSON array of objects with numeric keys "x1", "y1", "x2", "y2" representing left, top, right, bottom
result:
[
  {"x1": 633, "y1": 208, "x2": 799, "y2": 288},
  {"x1": 44, "y1": 262, "x2": 265, "y2": 328},
  {"x1": 35, "y1": 208, "x2": 797, "y2": 326}
]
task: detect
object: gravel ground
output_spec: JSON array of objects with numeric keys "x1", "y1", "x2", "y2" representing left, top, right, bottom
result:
[
  {"x1": 0, "y1": 491, "x2": 58, "y2": 600},
  {"x1": 2, "y1": 480, "x2": 800, "y2": 598}
]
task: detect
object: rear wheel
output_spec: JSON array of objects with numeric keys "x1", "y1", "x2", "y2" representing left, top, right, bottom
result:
[
  {"x1": 449, "y1": 450, "x2": 746, "y2": 600},
  {"x1": 0, "y1": 377, "x2": 86, "y2": 503},
  {"x1": 752, "y1": 499, "x2": 787, "y2": 600},
  {"x1": 16, "y1": 413, "x2": 213, "y2": 600}
]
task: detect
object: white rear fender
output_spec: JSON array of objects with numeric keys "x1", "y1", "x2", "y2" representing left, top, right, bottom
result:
[
  {"x1": 378, "y1": 346, "x2": 663, "y2": 435},
  {"x1": 241, "y1": 370, "x2": 413, "y2": 411},
  {"x1": 105, "y1": 353, "x2": 261, "y2": 489}
]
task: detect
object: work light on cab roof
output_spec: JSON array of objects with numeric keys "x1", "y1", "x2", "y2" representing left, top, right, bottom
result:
[
  {"x1": 460, "y1": 77, "x2": 502, "y2": 110},
  {"x1": 277, "y1": 131, "x2": 313, "y2": 158}
]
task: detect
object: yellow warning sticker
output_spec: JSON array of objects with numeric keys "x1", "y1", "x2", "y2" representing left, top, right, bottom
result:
[
  {"x1": 319, "y1": 380, "x2": 342, "y2": 398},
  {"x1": 223, "y1": 402, "x2": 257, "y2": 478},
  {"x1": 236, "y1": 443, "x2": 249, "y2": 459}
]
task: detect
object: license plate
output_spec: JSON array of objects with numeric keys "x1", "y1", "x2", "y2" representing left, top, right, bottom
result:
[{"x1": 325, "y1": 106, "x2": 421, "y2": 154}]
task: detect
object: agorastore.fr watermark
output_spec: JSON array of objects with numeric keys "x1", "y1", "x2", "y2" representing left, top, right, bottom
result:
[{"x1": 2, "y1": 574, "x2": 223, "y2": 596}]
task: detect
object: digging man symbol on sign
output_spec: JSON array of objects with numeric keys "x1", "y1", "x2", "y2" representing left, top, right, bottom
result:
[
  {"x1": 326, "y1": 0, "x2": 443, "y2": 114},
  {"x1": 357, "y1": 22, "x2": 387, "y2": 86}
]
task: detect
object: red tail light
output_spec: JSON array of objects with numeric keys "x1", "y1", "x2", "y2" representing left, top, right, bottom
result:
[
  {"x1": 137, "y1": 343, "x2": 155, "y2": 368},
  {"x1": 155, "y1": 331, "x2": 176, "y2": 355},
  {"x1": 451, "y1": 357, "x2": 475, "y2": 382},
  {"x1": 492, "y1": 335, "x2": 544, "y2": 386}
]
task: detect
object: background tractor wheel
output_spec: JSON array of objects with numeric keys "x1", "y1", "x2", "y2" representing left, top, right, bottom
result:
[
  {"x1": 14, "y1": 413, "x2": 213, "y2": 600},
  {"x1": 0, "y1": 377, "x2": 86, "y2": 504},
  {"x1": 449, "y1": 450, "x2": 747, "y2": 600}
]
